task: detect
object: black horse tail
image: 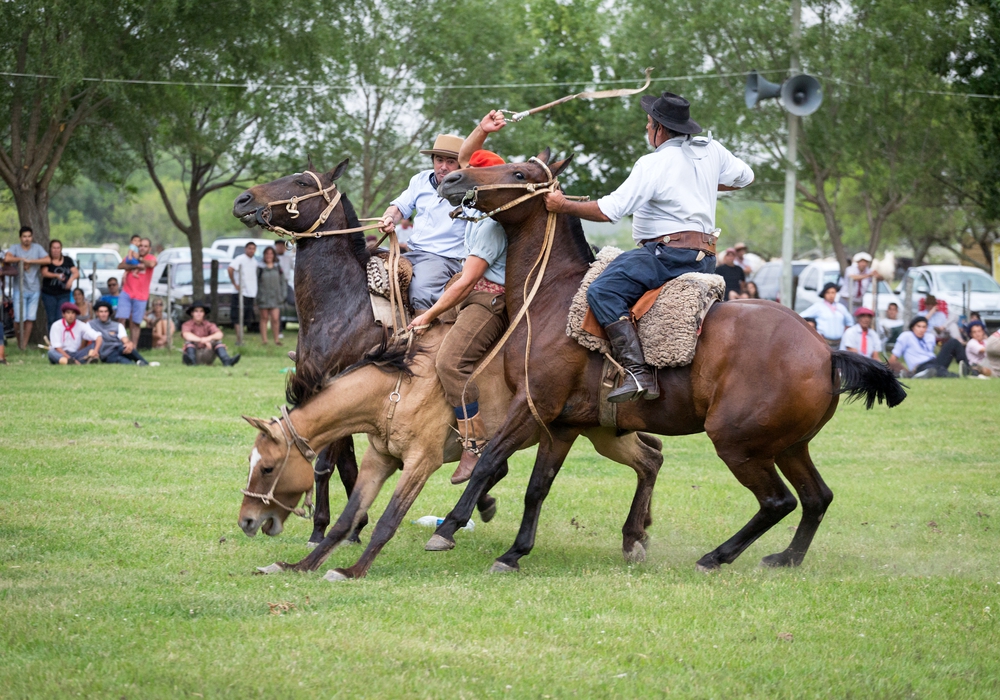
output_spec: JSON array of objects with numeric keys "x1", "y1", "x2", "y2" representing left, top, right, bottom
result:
[{"x1": 830, "y1": 351, "x2": 907, "y2": 409}]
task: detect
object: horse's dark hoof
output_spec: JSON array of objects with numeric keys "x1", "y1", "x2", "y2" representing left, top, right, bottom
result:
[
  {"x1": 425, "y1": 534, "x2": 455, "y2": 551},
  {"x1": 760, "y1": 552, "x2": 800, "y2": 568},
  {"x1": 489, "y1": 560, "x2": 518, "y2": 574},
  {"x1": 346, "y1": 534, "x2": 363, "y2": 546},
  {"x1": 478, "y1": 498, "x2": 498, "y2": 523}
]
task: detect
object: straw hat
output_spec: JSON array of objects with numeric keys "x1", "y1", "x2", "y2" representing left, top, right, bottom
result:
[{"x1": 420, "y1": 134, "x2": 464, "y2": 159}]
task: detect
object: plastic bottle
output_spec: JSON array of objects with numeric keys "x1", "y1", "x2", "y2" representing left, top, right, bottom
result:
[{"x1": 412, "y1": 516, "x2": 474, "y2": 531}]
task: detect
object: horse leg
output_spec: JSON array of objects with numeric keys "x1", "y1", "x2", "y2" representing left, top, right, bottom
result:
[
  {"x1": 491, "y1": 429, "x2": 578, "y2": 573},
  {"x1": 334, "y1": 437, "x2": 368, "y2": 543},
  {"x1": 695, "y1": 453, "x2": 798, "y2": 572},
  {"x1": 475, "y1": 460, "x2": 509, "y2": 524},
  {"x1": 325, "y1": 453, "x2": 442, "y2": 581},
  {"x1": 309, "y1": 446, "x2": 336, "y2": 546},
  {"x1": 585, "y1": 429, "x2": 664, "y2": 563},
  {"x1": 762, "y1": 441, "x2": 834, "y2": 568},
  {"x1": 284, "y1": 448, "x2": 401, "y2": 573}
]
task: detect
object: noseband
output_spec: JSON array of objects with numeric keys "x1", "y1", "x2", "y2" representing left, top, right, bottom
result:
[
  {"x1": 242, "y1": 406, "x2": 318, "y2": 519},
  {"x1": 253, "y1": 170, "x2": 383, "y2": 239}
]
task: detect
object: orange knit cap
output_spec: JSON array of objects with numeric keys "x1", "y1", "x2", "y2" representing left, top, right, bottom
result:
[{"x1": 468, "y1": 150, "x2": 505, "y2": 167}]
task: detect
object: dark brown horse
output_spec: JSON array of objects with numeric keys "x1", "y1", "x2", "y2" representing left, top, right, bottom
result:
[{"x1": 427, "y1": 152, "x2": 906, "y2": 573}]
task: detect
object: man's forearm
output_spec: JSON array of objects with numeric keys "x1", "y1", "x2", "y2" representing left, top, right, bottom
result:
[
  {"x1": 381, "y1": 205, "x2": 403, "y2": 225},
  {"x1": 459, "y1": 126, "x2": 489, "y2": 168},
  {"x1": 559, "y1": 200, "x2": 610, "y2": 223},
  {"x1": 421, "y1": 278, "x2": 476, "y2": 324}
]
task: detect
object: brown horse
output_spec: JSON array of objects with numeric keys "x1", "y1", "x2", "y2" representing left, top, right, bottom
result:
[
  {"x1": 238, "y1": 326, "x2": 664, "y2": 580},
  {"x1": 426, "y1": 151, "x2": 906, "y2": 573}
]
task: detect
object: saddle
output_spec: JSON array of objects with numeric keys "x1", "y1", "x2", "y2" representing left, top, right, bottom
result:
[
  {"x1": 566, "y1": 246, "x2": 725, "y2": 368},
  {"x1": 367, "y1": 251, "x2": 414, "y2": 331}
]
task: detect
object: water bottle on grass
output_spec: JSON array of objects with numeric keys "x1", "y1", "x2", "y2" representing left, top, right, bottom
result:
[{"x1": 412, "y1": 515, "x2": 475, "y2": 531}]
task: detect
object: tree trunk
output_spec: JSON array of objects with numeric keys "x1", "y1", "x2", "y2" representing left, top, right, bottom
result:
[
  {"x1": 12, "y1": 185, "x2": 51, "y2": 247},
  {"x1": 187, "y1": 200, "x2": 206, "y2": 298}
]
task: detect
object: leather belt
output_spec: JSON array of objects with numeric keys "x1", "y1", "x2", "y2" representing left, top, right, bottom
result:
[{"x1": 648, "y1": 231, "x2": 717, "y2": 256}]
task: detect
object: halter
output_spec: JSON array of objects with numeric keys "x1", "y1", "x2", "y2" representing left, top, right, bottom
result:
[
  {"x1": 452, "y1": 157, "x2": 561, "y2": 222},
  {"x1": 253, "y1": 170, "x2": 383, "y2": 239},
  {"x1": 241, "y1": 406, "x2": 318, "y2": 519}
]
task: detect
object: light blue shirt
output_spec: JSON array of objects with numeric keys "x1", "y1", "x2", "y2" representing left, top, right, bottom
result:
[
  {"x1": 391, "y1": 170, "x2": 467, "y2": 259},
  {"x1": 464, "y1": 218, "x2": 506, "y2": 286},
  {"x1": 801, "y1": 300, "x2": 852, "y2": 340},
  {"x1": 892, "y1": 330, "x2": 937, "y2": 368}
]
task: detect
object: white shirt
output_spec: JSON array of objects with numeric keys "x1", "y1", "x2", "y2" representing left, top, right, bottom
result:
[
  {"x1": 839, "y1": 264, "x2": 873, "y2": 301},
  {"x1": 228, "y1": 253, "x2": 259, "y2": 298},
  {"x1": 391, "y1": 170, "x2": 467, "y2": 259},
  {"x1": 839, "y1": 324, "x2": 883, "y2": 356},
  {"x1": 49, "y1": 319, "x2": 101, "y2": 353},
  {"x1": 597, "y1": 136, "x2": 754, "y2": 244},
  {"x1": 967, "y1": 337, "x2": 986, "y2": 365}
]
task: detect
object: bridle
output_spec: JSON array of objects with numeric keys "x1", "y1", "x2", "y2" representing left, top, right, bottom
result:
[
  {"x1": 242, "y1": 406, "x2": 318, "y2": 519},
  {"x1": 253, "y1": 170, "x2": 383, "y2": 239},
  {"x1": 452, "y1": 156, "x2": 562, "y2": 223}
]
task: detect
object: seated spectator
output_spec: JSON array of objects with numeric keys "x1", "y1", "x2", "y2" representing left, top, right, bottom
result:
[
  {"x1": 888, "y1": 316, "x2": 967, "y2": 378},
  {"x1": 919, "y1": 294, "x2": 950, "y2": 343},
  {"x1": 144, "y1": 298, "x2": 175, "y2": 348},
  {"x1": 0, "y1": 332, "x2": 6, "y2": 365},
  {"x1": 90, "y1": 301, "x2": 149, "y2": 365},
  {"x1": 181, "y1": 300, "x2": 240, "y2": 366},
  {"x1": 963, "y1": 321, "x2": 993, "y2": 378},
  {"x1": 740, "y1": 281, "x2": 760, "y2": 299},
  {"x1": 986, "y1": 327, "x2": 1000, "y2": 376},
  {"x1": 733, "y1": 242, "x2": 762, "y2": 275},
  {"x1": 99, "y1": 277, "x2": 121, "y2": 313},
  {"x1": 839, "y1": 307, "x2": 882, "y2": 359},
  {"x1": 878, "y1": 302, "x2": 904, "y2": 345},
  {"x1": 717, "y1": 248, "x2": 746, "y2": 301},
  {"x1": 801, "y1": 283, "x2": 852, "y2": 348},
  {"x1": 48, "y1": 302, "x2": 102, "y2": 365},
  {"x1": 72, "y1": 288, "x2": 94, "y2": 323}
]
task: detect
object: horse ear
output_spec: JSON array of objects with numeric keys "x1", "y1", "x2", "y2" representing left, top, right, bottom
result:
[
  {"x1": 329, "y1": 158, "x2": 350, "y2": 182},
  {"x1": 548, "y1": 155, "x2": 574, "y2": 179},
  {"x1": 536, "y1": 148, "x2": 552, "y2": 164},
  {"x1": 306, "y1": 153, "x2": 315, "y2": 172},
  {"x1": 242, "y1": 415, "x2": 279, "y2": 442}
]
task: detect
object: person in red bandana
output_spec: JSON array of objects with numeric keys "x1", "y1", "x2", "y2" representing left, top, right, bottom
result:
[{"x1": 48, "y1": 302, "x2": 102, "y2": 364}]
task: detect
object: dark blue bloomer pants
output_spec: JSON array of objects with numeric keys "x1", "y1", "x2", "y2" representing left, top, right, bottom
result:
[{"x1": 587, "y1": 242, "x2": 717, "y2": 327}]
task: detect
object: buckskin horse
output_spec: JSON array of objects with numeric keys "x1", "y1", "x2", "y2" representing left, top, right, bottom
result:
[{"x1": 425, "y1": 151, "x2": 906, "y2": 573}]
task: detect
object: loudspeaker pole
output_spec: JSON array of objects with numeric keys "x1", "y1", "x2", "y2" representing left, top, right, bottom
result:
[{"x1": 779, "y1": 0, "x2": 802, "y2": 310}]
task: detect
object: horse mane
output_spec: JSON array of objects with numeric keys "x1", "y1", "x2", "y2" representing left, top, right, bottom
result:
[
  {"x1": 565, "y1": 214, "x2": 596, "y2": 264},
  {"x1": 339, "y1": 193, "x2": 370, "y2": 264},
  {"x1": 325, "y1": 333, "x2": 420, "y2": 386}
]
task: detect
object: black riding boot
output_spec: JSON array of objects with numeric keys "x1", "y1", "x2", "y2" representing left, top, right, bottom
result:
[
  {"x1": 183, "y1": 347, "x2": 197, "y2": 366},
  {"x1": 605, "y1": 318, "x2": 659, "y2": 402},
  {"x1": 217, "y1": 347, "x2": 241, "y2": 367}
]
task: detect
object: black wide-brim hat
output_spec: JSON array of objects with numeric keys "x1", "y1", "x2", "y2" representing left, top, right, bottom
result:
[
  {"x1": 640, "y1": 91, "x2": 702, "y2": 135},
  {"x1": 186, "y1": 300, "x2": 210, "y2": 316}
]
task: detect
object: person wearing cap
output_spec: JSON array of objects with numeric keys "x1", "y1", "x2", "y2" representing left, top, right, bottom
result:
[
  {"x1": 407, "y1": 111, "x2": 510, "y2": 483},
  {"x1": 544, "y1": 91, "x2": 754, "y2": 402},
  {"x1": 378, "y1": 133, "x2": 469, "y2": 313},
  {"x1": 180, "y1": 301, "x2": 240, "y2": 366},
  {"x1": 840, "y1": 252, "x2": 879, "y2": 309},
  {"x1": 889, "y1": 315, "x2": 967, "y2": 378},
  {"x1": 733, "y1": 242, "x2": 762, "y2": 275},
  {"x1": 717, "y1": 247, "x2": 746, "y2": 300},
  {"x1": 839, "y1": 307, "x2": 882, "y2": 359},
  {"x1": 90, "y1": 301, "x2": 149, "y2": 365},
  {"x1": 48, "y1": 301, "x2": 102, "y2": 365},
  {"x1": 800, "y1": 283, "x2": 852, "y2": 348}
]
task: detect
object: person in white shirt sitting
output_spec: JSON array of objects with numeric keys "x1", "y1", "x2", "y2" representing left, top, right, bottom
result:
[
  {"x1": 878, "y1": 301, "x2": 904, "y2": 345},
  {"x1": 48, "y1": 302, "x2": 102, "y2": 365},
  {"x1": 839, "y1": 307, "x2": 882, "y2": 359},
  {"x1": 543, "y1": 91, "x2": 754, "y2": 402},
  {"x1": 963, "y1": 321, "x2": 994, "y2": 378},
  {"x1": 888, "y1": 316, "x2": 967, "y2": 378},
  {"x1": 378, "y1": 134, "x2": 468, "y2": 313}
]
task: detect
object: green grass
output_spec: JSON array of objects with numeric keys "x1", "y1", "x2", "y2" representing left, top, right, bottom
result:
[{"x1": 2, "y1": 333, "x2": 999, "y2": 699}]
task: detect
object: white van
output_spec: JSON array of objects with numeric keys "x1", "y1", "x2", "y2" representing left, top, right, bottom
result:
[
  {"x1": 209, "y1": 237, "x2": 275, "y2": 261},
  {"x1": 63, "y1": 247, "x2": 123, "y2": 296}
]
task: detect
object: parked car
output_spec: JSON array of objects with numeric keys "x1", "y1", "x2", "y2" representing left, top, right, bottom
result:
[
  {"x1": 748, "y1": 259, "x2": 810, "y2": 306},
  {"x1": 148, "y1": 260, "x2": 237, "y2": 326},
  {"x1": 794, "y1": 259, "x2": 900, "y2": 315},
  {"x1": 209, "y1": 237, "x2": 275, "y2": 261},
  {"x1": 157, "y1": 247, "x2": 231, "y2": 265},
  {"x1": 898, "y1": 265, "x2": 1000, "y2": 331},
  {"x1": 63, "y1": 247, "x2": 123, "y2": 297}
]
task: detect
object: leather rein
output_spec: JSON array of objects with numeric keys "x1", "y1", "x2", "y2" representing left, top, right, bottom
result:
[{"x1": 242, "y1": 406, "x2": 318, "y2": 519}]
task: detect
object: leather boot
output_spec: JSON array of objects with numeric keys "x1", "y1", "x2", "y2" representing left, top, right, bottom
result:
[
  {"x1": 450, "y1": 411, "x2": 489, "y2": 484},
  {"x1": 183, "y1": 347, "x2": 197, "y2": 366},
  {"x1": 217, "y1": 347, "x2": 241, "y2": 367},
  {"x1": 605, "y1": 318, "x2": 659, "y2": 402}
]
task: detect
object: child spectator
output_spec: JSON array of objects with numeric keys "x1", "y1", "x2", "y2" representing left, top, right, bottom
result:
[
  {"x1": 117, "y1": 238, "x2": 157, "y2": 341},
  {"x1": 801, "y1": 283, "x2": 852, "y2": 348},
  {"x1": 99, "y1": 277, "x2": 121, "y2": 312},
  {"x1": 181, "y1": 300, "x2": 240, "y2": 366},
  {"x1": 839, "y1": 307, "x2": 882, "y2": 359},
  {"x1": 144, "y1": 298, "x2": 175, "y2": 348},
  {"x1": 90, "y1": 301, "x2": 149, "y2": 365},
  {"x1": 72, "y1": 288, "x2": 94, "y2": 322},
  {"x1": 48, "y1": 302, "x2": 102, "y2": 364},
  {"x1": 40, "y1": 239, "x2": 78, "y2": 326},
  {"x1": 124, "y1": 234, "x2": 141, "y2": 266}
]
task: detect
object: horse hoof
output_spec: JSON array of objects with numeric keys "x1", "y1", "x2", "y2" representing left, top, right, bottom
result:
[
  {"x1": 624, "y1": 541, "x2": 646, "y2": 564},
  {"x1": 760, "y1": 553, "x2": 798, "y2": 568},
  {"x1": 479, "y1": 499, "x2": 498, "y2": 523},
  {"x1": 695, "y1": 562, "x2": 718, "y2": 574},
  {"x1": 305, "y1": 540, "x2": 320, "y2": 550},
  {"x1": 256, "y1": 563, "x2": 284, "y2": 575},
  {"x1": 489, "y1": 560, "x2": 518, "y2": 574},
  {"x1": 425, "y1": 534, "x2": 455, "y2": 551},
  {"x1": 323, "y1": 569, "x2": 350, "y2": 582}
]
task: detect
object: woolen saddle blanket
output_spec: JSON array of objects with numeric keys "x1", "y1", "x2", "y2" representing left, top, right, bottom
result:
[
  {"x1": 566, "y1": 246, "x2": 725, "y2": 367},
  {"x1": 366, "y1": 251, "x2": 413, "y2": 307}
]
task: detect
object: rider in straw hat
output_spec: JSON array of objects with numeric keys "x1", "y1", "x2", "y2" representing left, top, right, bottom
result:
[
  {"x1": 544, "y1": 91, "x2": 754, "y2": 402},
  {"x1": 379, "y1": 133, "x2": 469, "y2": 313}
]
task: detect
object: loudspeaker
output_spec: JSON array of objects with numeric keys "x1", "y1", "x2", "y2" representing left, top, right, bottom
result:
[
  {"x1": 744, "y1": 70, "x2": 783, "y2": 109},
  {"x1": 780, "y1": 73, "x2": 823, "y2": 116}
]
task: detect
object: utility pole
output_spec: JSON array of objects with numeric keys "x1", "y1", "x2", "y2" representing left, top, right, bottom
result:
[{"x1": 779, "y1": 0, "x2": 802, "y2": 310}]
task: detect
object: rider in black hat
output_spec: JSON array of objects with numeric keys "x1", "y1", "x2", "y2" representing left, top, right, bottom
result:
[
  {"x1": 180, "y1": 300, "x2": 240, "y2": 366},
  {"x1": 545, "y1": 91, "x2": 754, "y2": 401}
]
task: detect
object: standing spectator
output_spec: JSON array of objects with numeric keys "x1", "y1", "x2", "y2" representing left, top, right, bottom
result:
[
  {"x1": 840, "y1": 252, "x2": 878, "y2": 309},
  {"x1": 181, "y1": 300, "x2": 240, "y2": 366},
  {"x1": 255, "y1": 246, "x2": 286, "y2": 345},
  {"x1": 879, "y1": 301, "x2": 904, "y2": 345},
  {"x1": 99, "y1": 277, "x2": 121, "y2": 313},
  {"x1": 717, "y1": 247, "x2": 745, "y2": 300},
  {"x1": 40, "y1": 240, "x2": 78, "y2": 326},
  {"x1": 90, "y1": 301, "x2": 149, "y2": 365},
  {"x1": 963, "y1": 321, "x2": 993, "y2": 378},
  {"x1": 228, "y1": 241, "x2": 259, "y2": 333},
  {"x1": 839, "y1": 307, "x2": 882, "y2": 359},
  {"x1": 117, "y1": 237, "x2": 157, "y2": 341},
  {"x1": 888, "y1": 316, "x2": 966, "y2": 378},
  {"x1": 3, "y1": 226, "x2": 50, "y2": 349},
  {"x1": 800, "y1": 283, "x2": 852, "y2": 348},
  {"x1": 72, "y1": 288, "x2": 94, "y2": 322},
  {"x1": 733, "y1": 242, "x2": 762, "y2": 275},
  {"x1": 144, "y1": 298, "x2": 175, "y2": 348},
  {"x1": 273, "y1": 239, "x2": 294, "y2": 340},
  {"x1": 48, "y1": 301, "x2": 102, "y2": 364}
]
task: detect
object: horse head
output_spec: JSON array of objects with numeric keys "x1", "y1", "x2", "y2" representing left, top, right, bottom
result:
[
  {"x1": 438, "y1": 149, "x2": 573, "y2": 226},
  {"x1": 237, "y1": 415, "x2": 316, "y2": 538},
  {"x1": 232, "y1": 159, "x2": 351, "y2": 235}
]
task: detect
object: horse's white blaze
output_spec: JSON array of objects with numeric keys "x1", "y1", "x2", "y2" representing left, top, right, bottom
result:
[{"x1": 247, "y1": 448, "x2": 262, "y2": 488}]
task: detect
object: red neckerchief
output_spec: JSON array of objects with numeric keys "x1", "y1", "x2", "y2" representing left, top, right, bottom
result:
[
  {"x1": 860, "y1": 328, "x2": 868, "y2": 355},
  {"x1": 62, "y1": 319, "x2": 77, "y2": 339}
]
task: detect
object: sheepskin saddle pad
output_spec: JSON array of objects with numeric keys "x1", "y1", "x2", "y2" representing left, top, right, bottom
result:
[
  {"x1": 366, "y1": 251, "x2": 413, "y2": 307},
  {"x1": 566, "y1": 246, "x2": 725, "y2": 368}
]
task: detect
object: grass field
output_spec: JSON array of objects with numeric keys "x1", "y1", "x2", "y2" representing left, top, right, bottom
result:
[{"x1": 2, "y1": 332, "x2": 999, "y2": 699}]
